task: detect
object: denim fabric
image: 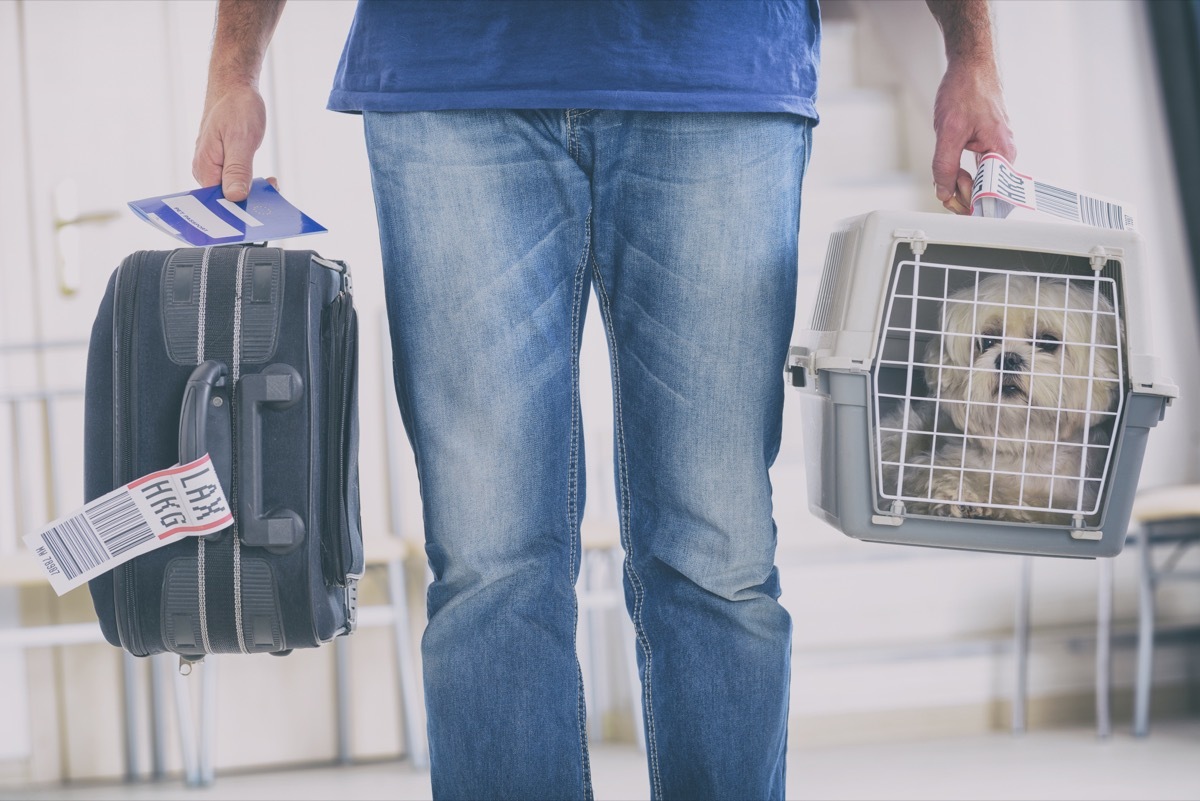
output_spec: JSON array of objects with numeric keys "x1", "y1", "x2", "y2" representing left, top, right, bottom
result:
[{"x1": 365, "y1": 110, "x2": 810, "y2": 801}]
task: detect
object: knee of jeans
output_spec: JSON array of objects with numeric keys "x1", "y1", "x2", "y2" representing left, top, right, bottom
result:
[
  {"x1": 640, "y1": 506, "x2": 781, "y2": 604},
  {"x1": 420, "y1": 442, "x2": 573, "y2": 587},
  {"x1": 423, "y1": 515, "x2": 573, "y2": 621},
  {"x1": 424, "y1": 473, "x2": 556, "y2": 575},
  {"x1": 630, "y1": 450, "x2": 781, "y2": 600}
]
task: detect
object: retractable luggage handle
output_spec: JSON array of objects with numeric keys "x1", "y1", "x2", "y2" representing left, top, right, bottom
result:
[{"x1": 238, "y1": 364, "x2": 305, "y2": 549}]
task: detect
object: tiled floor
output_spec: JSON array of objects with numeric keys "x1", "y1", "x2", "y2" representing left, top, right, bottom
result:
[{"x1": 5, "y1": 721, "x2": 1198, "y2": 801}]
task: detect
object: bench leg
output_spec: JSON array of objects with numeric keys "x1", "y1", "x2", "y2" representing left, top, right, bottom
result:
[
  {"x1": 150, "y1": 653, "x2": 171, "y2": 779},
  {"x1": 389, "y1": 558, "x2": 428, "y2": 768},
  {"x1": 174, "y1": 662, "x2": 200, "y2": 787},
  {"x1": 121, "y1": 652, "x2": 141, "y2": 782},
  {"x1": 1012, "y1": 556, "x2": 1032, "y2": 734},
  {"x1": 1133, "y1": 532, "x2": 1156, "y2": 737},
  {"x1": 1095, "y1": 556, "x2": 1114, "y2": 738},
  {"x1": 335, "y1": 637, "x2": 352, "y2": 765}
]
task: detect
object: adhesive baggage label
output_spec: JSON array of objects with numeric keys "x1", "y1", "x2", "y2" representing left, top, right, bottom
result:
[
  {"x1": 971, "y1": 153, "x2": 1137, "y2": 231},
  {"x1": 23, "y1": 455, "x2": 233, "y2": 596}
]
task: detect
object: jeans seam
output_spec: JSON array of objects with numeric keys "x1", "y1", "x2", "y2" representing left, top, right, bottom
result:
[
  {"x1": 566, "y1": 109, "x2": 579, "y2": 164},
  {"x1": 570, "y1": 215, "x2": 593, "y2": 800},
  {"x1": 590, "y1": 257, "x2": 663, "y2": 801}
]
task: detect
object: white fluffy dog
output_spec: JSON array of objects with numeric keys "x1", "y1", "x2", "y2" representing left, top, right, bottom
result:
[{"x1": 880, "y1": 273, "x2": 1122, "y2": 523}]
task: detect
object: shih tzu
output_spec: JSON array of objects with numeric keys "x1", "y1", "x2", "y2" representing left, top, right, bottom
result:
[{"x1": 880, "y1": 273, "x2": 1122, "y2": 523}]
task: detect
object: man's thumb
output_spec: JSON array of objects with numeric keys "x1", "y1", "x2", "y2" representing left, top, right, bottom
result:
[
  {"x1": 222, "y1": 162, "x2": 253, "y2": 202},
  {"x1": 932, "y1": 153, "x2": 961, "y2": 203}
]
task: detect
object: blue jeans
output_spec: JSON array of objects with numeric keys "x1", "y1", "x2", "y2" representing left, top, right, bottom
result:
[{"x1": 366, "y1": 110, "x2": 810, "y2": 801}]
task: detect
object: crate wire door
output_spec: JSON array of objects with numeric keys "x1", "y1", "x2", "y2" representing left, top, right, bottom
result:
[{"x1": 872, "y1": 256, "x2": 1125, "y2": 527}]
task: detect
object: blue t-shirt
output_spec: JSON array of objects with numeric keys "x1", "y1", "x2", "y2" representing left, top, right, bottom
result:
[{"x1": 327, "y1": 0, "x2": 821, "y2": 119}]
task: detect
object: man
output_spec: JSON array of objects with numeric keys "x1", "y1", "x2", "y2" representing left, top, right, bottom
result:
[{"x1": 194, "y1": 2, "x2": 1013, "y2": 798}]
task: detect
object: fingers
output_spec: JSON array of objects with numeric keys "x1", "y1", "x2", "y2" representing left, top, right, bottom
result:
[
  {"x1": 985, "y1": 134, "x2": 1018, "y2": 165},
  {"x1": 220, "y1": 138, "x2": 254, "y2": 202},
  {"x1": 931, "y1": 125, "x2": 968, "y2": 205},
  {"x1": 222, "y1": 174, "x2": 252, "y2": 202},
  {"x1": 192, "y1": 138, "x2": 224, "y2": 189},
  {"x1": 192, "y1": 138, "x2": 272, "y2": 201},
  {"x1": 193, "y1": 128, "x2": 252, "y2": 201},
  {"x1": 931, "y1": 118, "x2": 973, "y2": 214},
  {"x1": 930, "y1": 55, "x2": 1016, "y2": 216},
  {"x1": 191, "y1": 85, "x2": 267, "y2": 201},
  {"x1": 941, "y1": 167, "x2": 974, "y2": 215}
]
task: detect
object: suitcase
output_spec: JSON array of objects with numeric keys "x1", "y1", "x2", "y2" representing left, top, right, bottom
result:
[{"x1": 84, "y1": 244, "x2": 362, "y2": 657}]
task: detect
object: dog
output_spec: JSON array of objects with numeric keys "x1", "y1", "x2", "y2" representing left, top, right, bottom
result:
[{"x1": 879, "y1": 273, "x2": 1122, "y2": 523}]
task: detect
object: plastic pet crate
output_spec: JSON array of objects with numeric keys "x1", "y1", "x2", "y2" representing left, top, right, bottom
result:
[{"x1": 789, "y1": 210, "x2": 1177, "y2": 557}]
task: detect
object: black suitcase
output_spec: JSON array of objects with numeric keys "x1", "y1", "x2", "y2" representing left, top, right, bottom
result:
[{"x1": 84, "y1": 245, "x2": 362, "y2": 658}]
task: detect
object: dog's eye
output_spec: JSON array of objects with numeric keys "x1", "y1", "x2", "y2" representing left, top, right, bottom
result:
[
  {"x1": 978, "y1": 337, "x2": 1000, "y2": 353},
  {"x1": 1036, "y1": 333, "x2": 1061, "y2": 353}
]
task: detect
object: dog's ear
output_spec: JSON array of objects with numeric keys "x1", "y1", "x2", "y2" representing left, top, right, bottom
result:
[
  {"x1": 921, "y1": 336, "x2": 944, "y2": 394},
  {"x1": 1093, "y1": 339, "x2": 1122, "y2": 412},
  {"x1": 938, "y1": 296, "x2": 978, "y2": 368}
]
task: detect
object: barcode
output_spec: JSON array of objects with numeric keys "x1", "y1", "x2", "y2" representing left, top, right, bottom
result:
[
  {"x1": 40, "y1": 493, "x2": 157, "y2": 582},
  {"x1": 41, "y1": 516, "x2": 105, "y2": 581},
  {"x1": 1080, "y1": 195, "x2": 1126, "y2": 230},
  {"x1": 1033, "y1": 182, "x2": 1080, "y2": 220},
  {"x1": 85, "y1": 492, "x2": 155, "y2": 557}
]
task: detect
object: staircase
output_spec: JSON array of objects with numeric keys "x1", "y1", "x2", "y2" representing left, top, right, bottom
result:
[{"x1": 797, "y1": 1, "x2": 937, "y2": 276}]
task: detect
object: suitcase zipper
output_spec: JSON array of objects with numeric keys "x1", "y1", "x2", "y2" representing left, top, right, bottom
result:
[
  {"x1": 112, "y1": 254, "x2": 147, "y2": 657},
  {"x1": 323, "y1": 292, "x2": 355, "y2": 583},
  {"x1": 338, "y1": 296, "x2": 354, "y2": 543}
]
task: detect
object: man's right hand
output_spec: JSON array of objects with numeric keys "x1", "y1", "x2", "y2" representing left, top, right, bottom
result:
[
  {"x1": 192, "y1": 0, "x2": 286, "y2": 202},
  {"x1": 193, "y1": 82, "x2": 268, "y2": 203}
]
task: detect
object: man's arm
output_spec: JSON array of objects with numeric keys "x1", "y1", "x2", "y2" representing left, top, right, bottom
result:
[
  {"x1": 926, "y1": 0, "x2": 1015, "y2": 215},
  {"x1": 192, "y1": 0, "x2": 287, "y2": 202}
]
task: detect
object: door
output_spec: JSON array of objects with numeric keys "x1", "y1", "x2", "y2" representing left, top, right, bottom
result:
[{"x1": 0, "y1": 0, "x2": 225, "y2": 781}]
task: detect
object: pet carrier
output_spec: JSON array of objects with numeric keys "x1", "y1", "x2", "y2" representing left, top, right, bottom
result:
[{"x1": 789, "y1": 210, "x2": 1176, "y2": 557}]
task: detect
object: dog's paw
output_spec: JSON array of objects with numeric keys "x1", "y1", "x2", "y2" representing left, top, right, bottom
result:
[
  {"x1": 930, "y1": 502, "x2": 993, "y2": 520},
  {"x1": 927, "y1": 478, "x2": 996, "y2": 520},
  {"x1": 955, "y1": 503, "x2": 996, "y2": 520}
]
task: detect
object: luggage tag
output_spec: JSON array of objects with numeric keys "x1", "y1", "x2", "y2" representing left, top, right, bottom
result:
[
  {"x1": 128, "y1": 178, "x2": 327, "y2": 246},
  {"x1": 23, "y1": 455, "x2": 233, "y2": 596},
  {"x1": 971, "y1": 152, "x2": 1137, "y2": 231}
]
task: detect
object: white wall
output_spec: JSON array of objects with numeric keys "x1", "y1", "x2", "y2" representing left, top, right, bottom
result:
[
  {"x1": 851, "y1": 0, "x2": 1200, "y2": 488},
  {"x1": 990, "y1": 0, "x2": 1200, "y2": 487}
]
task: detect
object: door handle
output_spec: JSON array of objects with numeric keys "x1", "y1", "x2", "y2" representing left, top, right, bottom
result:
[
  {"x1": 52, "y1": 179, "x2": 119, "y2": 296},
  {"x1": 53, "y1": 210, "x2": 121, "y2": 229}
]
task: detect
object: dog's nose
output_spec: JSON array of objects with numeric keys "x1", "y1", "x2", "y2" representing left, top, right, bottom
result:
[{"x1": 997, "y1": 351, "x2": 1024, "y2": 372}]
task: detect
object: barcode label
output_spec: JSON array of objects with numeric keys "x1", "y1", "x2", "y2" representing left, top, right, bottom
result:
[
  {"x1": 1079, "y1": 195, "x2": 1127, "y2": 230},
  {"x1": 972, "y1": 153, "x2": 1135, "y2": 231},
  {"x1": 1033, "y1": 182, "x2": 1080, "y2": 220},
  {"x1": 24, "y1": 454, "x2": 233, "y2": 596},
  {"x1": 40, "y1": 516, "x2": 110, "y2": 581},
  {"x1": 87, "y1": 493, "x2": 155, "y2": 558}
]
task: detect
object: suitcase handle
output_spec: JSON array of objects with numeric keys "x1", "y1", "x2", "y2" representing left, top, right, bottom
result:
[
  {"x1": 179, "y1": 360, "x2": 233, "y2": 508},
  {"x1": 238, "y1": 364, "x2": 306, "y2": 549}
]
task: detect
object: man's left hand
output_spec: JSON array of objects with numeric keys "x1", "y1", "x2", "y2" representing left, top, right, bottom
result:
[{"x1": 931, "y1": 57, "x2": 1016, "y2": 215}]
